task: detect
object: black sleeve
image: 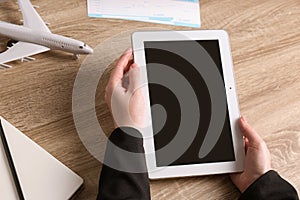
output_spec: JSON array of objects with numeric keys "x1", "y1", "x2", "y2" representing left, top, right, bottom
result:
[
  {"x1": 97, "y1": 127, "x2": 151, "y2": 200},
  {"x1": 239, "y1": 170, "x2": 299, "y2": 200}
]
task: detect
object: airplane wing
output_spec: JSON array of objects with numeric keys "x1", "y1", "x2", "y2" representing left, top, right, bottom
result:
[
  {"x1": 17, "y1": 0, "x2": 51, "y2": 32},
  {"x1": 0, "y1": 42, "x2": 50, "y2": 67}
]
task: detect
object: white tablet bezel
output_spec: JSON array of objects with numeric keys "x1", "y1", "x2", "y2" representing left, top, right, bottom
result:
[{"x1": 132, "y1": 30, "x2": 244, "y2": 179}]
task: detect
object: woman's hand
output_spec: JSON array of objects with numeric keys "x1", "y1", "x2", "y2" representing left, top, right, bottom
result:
[
  {"x1": 105, "y1": 48, "x2": 147, "y2": 129},
  {"x1": 230, "y1": 116, "x2": 272, "y2": 193}
]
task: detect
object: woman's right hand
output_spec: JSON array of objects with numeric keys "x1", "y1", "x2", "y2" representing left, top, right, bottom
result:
[{"x1": 230, "y1": 116, "x2": 272, "y2": 193}]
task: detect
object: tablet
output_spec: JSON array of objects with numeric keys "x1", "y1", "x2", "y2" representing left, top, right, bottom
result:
[{"x1": 132, "y1": 30, "x2": 244, "y2": 179}]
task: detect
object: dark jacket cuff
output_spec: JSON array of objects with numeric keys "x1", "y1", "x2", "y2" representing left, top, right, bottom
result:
[
  {"x1": 109, "y1": 127, "x2": 144, "y2": 153},
  {"x1": 240, "y1": 170, "x2": 299, "y2": 200}
]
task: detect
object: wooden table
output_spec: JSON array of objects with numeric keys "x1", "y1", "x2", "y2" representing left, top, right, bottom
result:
[{"x1": 0, "y1": 0, "x2": 299, "y2": 199}]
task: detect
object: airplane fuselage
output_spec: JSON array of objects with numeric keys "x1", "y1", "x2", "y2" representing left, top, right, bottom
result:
[{"x1": 0, "y1": 21, "x2": 93, "y2": 54}]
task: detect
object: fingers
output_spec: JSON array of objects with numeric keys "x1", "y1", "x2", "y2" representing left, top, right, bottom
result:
[
  {"x1": 109, "y1": 48, "x2": 133, "y2": 87},
  {"x1": 105, "y1": 48, "x2": 133, "y2": 105},
  {"x1": 239, "y1": 116, "x2": 263, "y2": 144}
]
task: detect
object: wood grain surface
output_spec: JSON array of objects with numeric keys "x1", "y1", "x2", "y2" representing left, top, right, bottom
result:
[{"x1": 0, "y1": 0, "x2": 299, "y2": 199}]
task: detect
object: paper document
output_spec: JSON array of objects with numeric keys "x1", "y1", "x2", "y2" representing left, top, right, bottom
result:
[{"x1": 87, "y1": 0, "x2": 201, "y2": 28}]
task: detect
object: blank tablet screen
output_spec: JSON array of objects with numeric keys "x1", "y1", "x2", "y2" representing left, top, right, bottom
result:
[{"x1": 144, "y1": 40, "x2": 236, "y2": 167}]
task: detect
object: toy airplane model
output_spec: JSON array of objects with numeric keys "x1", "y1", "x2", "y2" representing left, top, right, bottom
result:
[{"x1": 0, "y1": 0, "x2": 93, "y2": 68}]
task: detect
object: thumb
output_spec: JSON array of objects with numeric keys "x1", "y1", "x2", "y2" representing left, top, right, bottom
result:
[
  {"x1": 128, "y1": 63, "x2": 141, "y2": 93},
  {"x1": 239, "y1": 116, "x2": 263, "y2": 144}
]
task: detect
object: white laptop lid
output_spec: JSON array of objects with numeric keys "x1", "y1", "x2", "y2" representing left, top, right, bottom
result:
[{"x1": 0, "y1": 117, "x2": 83, "y2": 200}]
